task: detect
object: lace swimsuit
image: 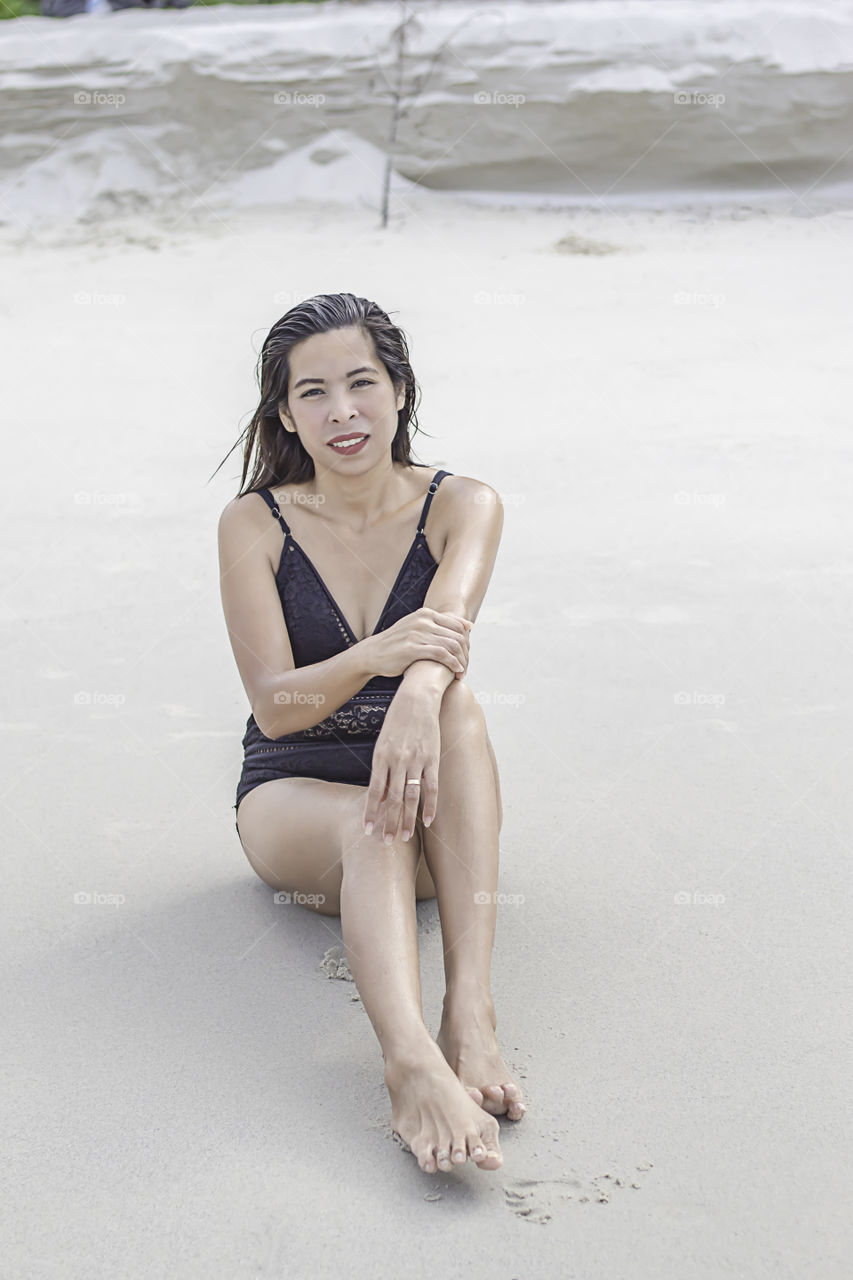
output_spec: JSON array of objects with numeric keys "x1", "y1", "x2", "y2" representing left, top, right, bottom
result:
[{"x1": 234, "y1": 469, "x2": 452, "y2": 819}]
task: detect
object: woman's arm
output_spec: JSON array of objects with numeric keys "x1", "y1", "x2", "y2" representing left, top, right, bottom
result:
[
  {"x1": 219, "y1": 497, "x2": 378, "y2": 739},
  {"x1": 399, "y1": 478, "x2": 504, "y2": 700}
]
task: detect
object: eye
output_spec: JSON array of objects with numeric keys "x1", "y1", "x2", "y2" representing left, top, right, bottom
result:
[{"x1": 300, "y1": 379, "x2": 374, "y2": 398}]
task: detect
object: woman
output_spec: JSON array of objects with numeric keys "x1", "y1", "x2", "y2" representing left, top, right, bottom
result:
[{"x1": 216, "y1": 293, "x2": 525, "y2": 1175}]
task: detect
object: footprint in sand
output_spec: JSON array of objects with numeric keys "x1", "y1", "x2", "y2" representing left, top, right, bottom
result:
[{"x1": 503, "y1": 1162, "x2": 653, "y2": 1222}]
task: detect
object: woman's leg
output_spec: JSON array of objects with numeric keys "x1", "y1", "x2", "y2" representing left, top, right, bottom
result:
[
  {"x1": 236, "y1": 776, "x2": 437, "y2": 913},
  {"x1": 236, "y1": 777, "x2": 503, "y2": 1173},
  {"x1": 421, "y1": 680, "x2": 526, "y2": 1121}
]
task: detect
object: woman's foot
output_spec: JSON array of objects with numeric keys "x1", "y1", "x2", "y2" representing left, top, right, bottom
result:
[
  {"x1": 384, "y1": 1038, "x2": 503, "y2": 1174},
  {"x1": 436, "y1": 985, "x2": 526, "y2": 1121}
]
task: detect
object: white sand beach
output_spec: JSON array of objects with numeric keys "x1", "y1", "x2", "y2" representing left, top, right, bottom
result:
[{"x1": 2, "y1": 2, "x2": 852, "y2": 1276}]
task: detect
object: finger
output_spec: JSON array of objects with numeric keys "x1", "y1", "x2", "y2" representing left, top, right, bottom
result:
[
  {"x1": 434, "y1": 623, "x2": 469, "y2": 666},
  {"x1": 434, "y1": 612, "x2": 468, "y2": 638},
  {"x1": 429, "y1": 626, "x2": 467, "y2": 667},
  {"x1": 426, "y1": 643, "x2": 464, "y2": 673},
  {"x1": 447, "y1": 612, "x2": 474, "y2": 630},
  {"x1": 400, "y1": 773, "x2": 422, "y2": 841},
  {"x1": 381, "y1": 773, "x2": 406, "y2": 844},
  {"x1": 421, "y1": 766, "x2": 439, "y2": 828},
  {"x1": 362, "y1": 760, "x2": 390, "y2": 834}
]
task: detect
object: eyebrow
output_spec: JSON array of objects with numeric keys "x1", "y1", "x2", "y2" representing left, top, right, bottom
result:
[{"x1": 293, "y1": 366, "x2": 379, "y2": 389}]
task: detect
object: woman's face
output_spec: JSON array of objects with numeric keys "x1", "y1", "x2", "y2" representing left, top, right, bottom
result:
[{"x1": 279, "y1": 326, "x2": 405, "y2": 469}]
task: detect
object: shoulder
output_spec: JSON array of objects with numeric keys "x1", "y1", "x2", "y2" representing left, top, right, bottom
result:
[
  {"x1": 431, "y1": 473, "x2": 502, "y2": 559},
  {"x1": 218, "y1": 491, "x2": 276, "y2": 567},
  {"x1": 218, "y1": 489, "x2": 268, "y2": 533},
  {"x1": 437, "y1": 473, "x2": 503, "y2": 519}
]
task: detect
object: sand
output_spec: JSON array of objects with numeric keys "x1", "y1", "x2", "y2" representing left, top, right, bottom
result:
[
  {"x1": 2, "y1": 0, "x2": 852, "y2": 1269},
  {"x1": 2, "y1": 191, "x2": 850, "y2": 1277}
]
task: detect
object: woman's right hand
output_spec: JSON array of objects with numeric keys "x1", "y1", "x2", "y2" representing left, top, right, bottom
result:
[{"x1": 363, "y1": 607, "x2": 472, "y2": 679}]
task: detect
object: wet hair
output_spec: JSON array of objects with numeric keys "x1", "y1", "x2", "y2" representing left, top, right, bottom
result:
[{"x1": 210, "y1": 292, "x2": 433, "y2": 495}]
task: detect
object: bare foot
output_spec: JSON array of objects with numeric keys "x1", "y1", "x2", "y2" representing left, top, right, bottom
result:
[
  {"x1": 436, "y1": 988, "x2": 526, "y2": 1122},
  {"x1": 385, "y1": 1039, "x2": 503, "y2": 1174}
]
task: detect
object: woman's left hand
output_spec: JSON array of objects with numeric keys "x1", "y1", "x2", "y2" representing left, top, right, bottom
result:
[{"x1": 362, "y1": 689, "x2": 441, "y2": 843}]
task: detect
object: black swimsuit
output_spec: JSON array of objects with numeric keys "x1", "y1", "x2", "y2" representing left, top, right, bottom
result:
[{"x1": 234, "y1": 469, "x2": 453, "y2": 817}]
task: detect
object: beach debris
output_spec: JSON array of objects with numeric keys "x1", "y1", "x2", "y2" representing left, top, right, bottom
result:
[
  {"x1": 552, "y1": 233, "x2": 622, "y2": 256},
  {"x1": 424, "y1": 1192, "x2": 442, "y2": 1202},
  {"x1": 320, "y1": 944, "x2": 353, "y2": 981},
  {"x1": 390, "y1": 1129, "x2": 412, "y2": 1153}
]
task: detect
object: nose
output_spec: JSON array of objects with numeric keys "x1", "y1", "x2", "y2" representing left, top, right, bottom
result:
[{"x1": 329, "y1": 396, "x2": 359, "y2": 424}]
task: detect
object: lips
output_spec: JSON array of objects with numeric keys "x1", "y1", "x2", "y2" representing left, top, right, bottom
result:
[
  {"x1": 327, "y1": 433, "x2": 369, "y2": 455},
  {"x1": 328, "y1": 432, "x2": 368, "y2": 445}
]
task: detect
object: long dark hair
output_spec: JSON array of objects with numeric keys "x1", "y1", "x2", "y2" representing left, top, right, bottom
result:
[{"x1": 210, "y1": 293, "x2": 434, "y2": 495}]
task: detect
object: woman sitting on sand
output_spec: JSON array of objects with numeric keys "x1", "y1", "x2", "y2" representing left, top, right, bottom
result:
[{"x1": 216, "y1": 292, "x2": 525, "y2": 1174}]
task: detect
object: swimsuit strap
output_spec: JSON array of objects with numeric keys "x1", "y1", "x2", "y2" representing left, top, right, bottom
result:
[
  {"x1": 418, "y1": 469, "x2": 452, "y2": 534},
  {"x1": 257, "y1": 487, "x2": 291, "y2": 536},
  {"x1": 258, "y1": 470, "x2": 452, "y2": 538}
]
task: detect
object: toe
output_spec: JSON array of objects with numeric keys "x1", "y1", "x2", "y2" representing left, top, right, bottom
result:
[
  {"x1": 475, "y1": 1121, "x2": 502, "y2": 1171},
  {"x1": 436, "y1": 1146, "x2": 453, "y2": 1173},
  {"x1": 502, "y1": 1083, "x2": 526, "y2": 1119},
  {"x1": 450, "y1": 1140, "x2": 467, "y2": 1165},
  {"x1": 468, "y1": 1133, "x2": 486, "y2": 1162},
  {"x1": 476, "y1": 1145, "x2": 503, "y2": 1171},
  {"x1": 465, "y1": 1085, "x2": 485, "y2": 1106},
  {"x1": 480, "y1": 1084, "x2": 507, "y2": 1114},
  {"x1": 418, "y1": 1144, "x2": 438, "y2": 1174}
]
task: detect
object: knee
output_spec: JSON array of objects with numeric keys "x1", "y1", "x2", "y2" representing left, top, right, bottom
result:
[
  {"x1": 337, "y1": 796, "x2": 418, "y2": 871},
  {"x1": 438, "y1": 677, "x2": 487, "y2": 736}
]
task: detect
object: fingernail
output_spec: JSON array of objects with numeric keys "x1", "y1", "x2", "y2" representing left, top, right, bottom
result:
[
  {"x1": 424, "y1": 816, "x2": 432, "y2": 828},
  {"x1": 364, "y1": 822, "x2": 373, "y2": 835},
  {"x1": 401, "y1": 830, "x2": 411, "y2": 842},
  {"x1": 384, "y1": 832, "x2": 393, "y2": 845}
]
